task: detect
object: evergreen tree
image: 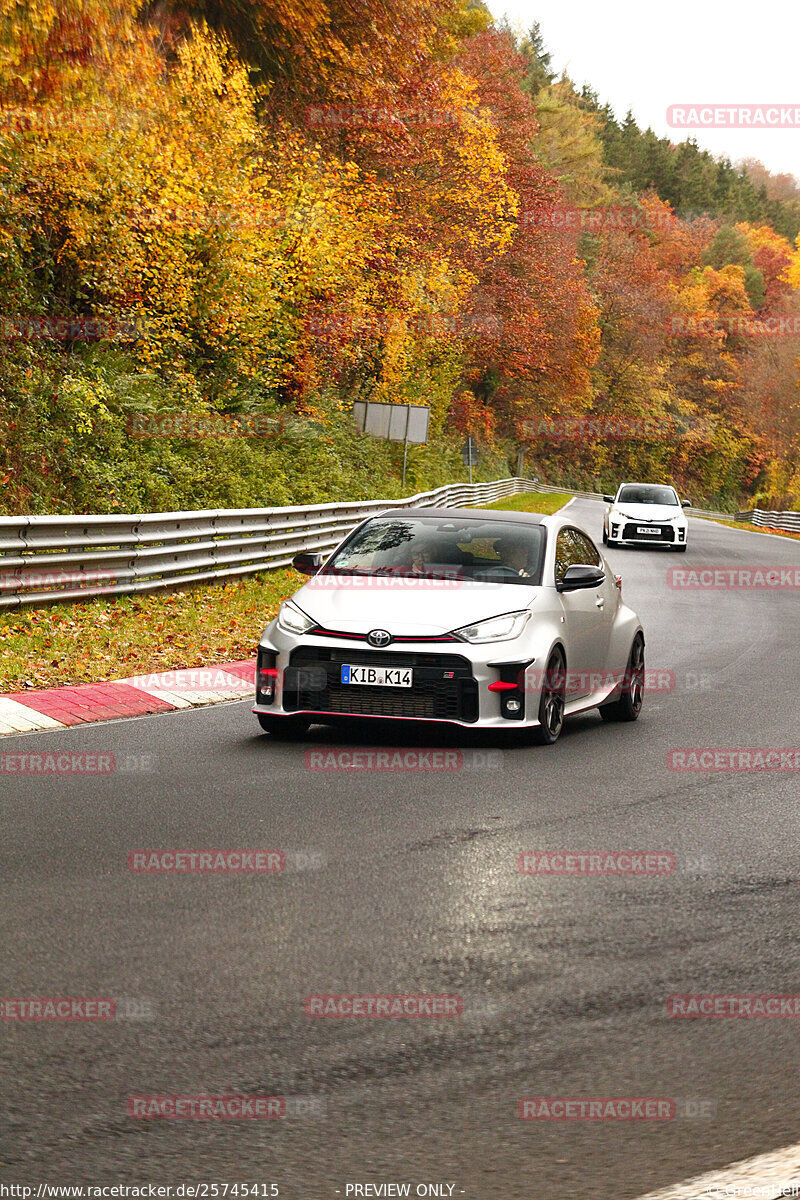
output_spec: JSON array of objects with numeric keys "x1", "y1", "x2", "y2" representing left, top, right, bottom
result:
[{"x1": 519, "y1": 21, "x2": 554, "y2": 96}]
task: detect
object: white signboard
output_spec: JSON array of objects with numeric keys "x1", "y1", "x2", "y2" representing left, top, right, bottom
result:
[{"x1": 353, "y1": 402, "x2": 430, "y2": 445}]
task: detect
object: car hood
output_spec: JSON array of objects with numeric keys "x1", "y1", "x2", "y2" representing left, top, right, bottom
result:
[
  {"x1": 612, "y1": 503, "x2": 681, "y2": 521},
  {"x1": 292, "y1": 578, "x2": 539, "y2": 637}
]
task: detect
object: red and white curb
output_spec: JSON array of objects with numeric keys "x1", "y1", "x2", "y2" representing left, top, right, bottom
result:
[
  {"x1": 0, "y1": 661, "x2": 254, "y2": 736},
  {"x1": 633, "y1": 1142, "x2": 800, "y2": 1198}
]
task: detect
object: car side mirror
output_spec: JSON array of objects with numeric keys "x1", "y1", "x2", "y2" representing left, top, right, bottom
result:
[
  {"x1": 557, "y1": 564, "x2": 605, "y2": 592},
  {"x1": 292, "y1": 552, "x2": 325, "y2": 575},
  {"x1": 603, "y1": 495, "x2": 614, "y2": 503},
  {"x1": 682, "y1": 500, "x2": 691, "y2": 508}
]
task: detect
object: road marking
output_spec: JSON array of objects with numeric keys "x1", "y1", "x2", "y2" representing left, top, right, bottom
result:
[
  {"x1": 121, "y1": 668, "x2": 252, "y2": 708},
  {"x1": 634, "y1": 1142, "x2": 800, "y2": 1199},
  {"x1": 0, "y1": 662, "x2": 256, "y2": 737},
  {"x1": 561, "y1": 498, "x2": 576, "y2": 510},
  {"x1": 0, "y1": 698, "x2": 65, "y2": 733}
]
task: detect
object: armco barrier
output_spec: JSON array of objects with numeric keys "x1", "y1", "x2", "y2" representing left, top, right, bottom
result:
[
  {"x1": 708, "y1": 507, "x2": 800, "y2": 530},
  {"x1": 0, "y1": 478, "x2": 543, "y2": 609},
  {"x1": 741, "y1": 509, "x2": 800, "y2": 532},
  {"x1": 1, "y1": 480, "x2": 780, "y2": 610}
]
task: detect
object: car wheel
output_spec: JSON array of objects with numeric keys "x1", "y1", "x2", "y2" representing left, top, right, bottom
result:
[
  {"x1": 257, "y1": 713, "x2": 312, "y2": 737},
  {"x1": 531, "y1": 647, "x2": 566, "y2": 745},
  {"x1": 607, "y1": 539, "x2": 619, "y2": 548},
  {"x1": 602, "y1": 528, "x2": 608, "y2": 545},
  {"x1": 599, "y1": 635, "x2": 644, "y2": 723}
]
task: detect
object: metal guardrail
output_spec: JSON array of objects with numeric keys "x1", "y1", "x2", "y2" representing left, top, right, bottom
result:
[
  {"x1": 3, "y1": 481, "x2": 794, "y2": 610},
  {"x1": 0, "y1": 477, "x2": 544, "y2": 609},
  {"x1": 733, "y1": 508, "x2": 800, "y2": 531}
]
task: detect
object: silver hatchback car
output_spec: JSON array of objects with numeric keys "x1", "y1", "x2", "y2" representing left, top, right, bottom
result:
[{"x1": 254, "y1": 507, "x2": 645, "y2": 744}]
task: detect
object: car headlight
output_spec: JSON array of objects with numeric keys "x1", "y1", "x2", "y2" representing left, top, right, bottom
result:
[
  {"x1": 277, "y1": 599, "x2": 316, "y2": 635},
  {"x1": 452, "y1": 610, "x2": 530, "y2": 644}
]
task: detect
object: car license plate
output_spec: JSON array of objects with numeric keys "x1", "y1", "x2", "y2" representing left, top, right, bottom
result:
[
  {"x1": 636, "y1": 525, "x2": 660, "y2": 534},
  {"x1": 341, "y1": 665, "x2": 413, "y2": 687}
]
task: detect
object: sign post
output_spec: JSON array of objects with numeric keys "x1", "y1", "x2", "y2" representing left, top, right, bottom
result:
[
  {"x1": 352, "y1": 402, "x2": 430, "y2": 490},
  {"x1": 460, "y1": 436, "x2": 478, "y2": 484},
  {"x1": 401, "y1": 405, "x2": 412, "y2": 488}
]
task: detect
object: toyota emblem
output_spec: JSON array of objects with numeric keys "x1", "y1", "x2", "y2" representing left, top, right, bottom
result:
[{"x1": 367, "y1": 629, "x2": 393, "y2": 648}]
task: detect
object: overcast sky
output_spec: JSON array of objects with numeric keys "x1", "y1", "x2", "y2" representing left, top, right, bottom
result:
[{"x1": 489, "y1": 0, "x2": 800, "y2": 181}]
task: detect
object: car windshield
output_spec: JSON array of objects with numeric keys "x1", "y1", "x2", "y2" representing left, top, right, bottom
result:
[
  {"x1": 323, "y1": 517, "x2": 546, "y2": 585},
  {"x1": 617, "y1": 484, "x2": 678, "y2": 506}
]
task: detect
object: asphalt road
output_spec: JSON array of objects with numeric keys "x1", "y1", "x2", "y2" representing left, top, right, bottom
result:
[{"x1": 2, "y1": 498, "x2": 800, "y2": 1198}]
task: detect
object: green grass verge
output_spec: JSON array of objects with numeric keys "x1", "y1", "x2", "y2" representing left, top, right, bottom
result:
[
  {"x1": 0, "y1": 571, "x2": 300, "y2": 692},
  {"x1": 477, "y1": 491, "x2": 571, "y2": 515},
  {"x1": 0, "y1": 493, "x2": 570, "y2": 692}
]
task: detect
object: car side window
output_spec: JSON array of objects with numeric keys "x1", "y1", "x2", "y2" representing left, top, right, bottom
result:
[
  {"x1": 570, "y1": 529, "x2": 602, "y2": 568},
  {"x1": 554, "y1": 529, "x2": 581, "y2": 583}
]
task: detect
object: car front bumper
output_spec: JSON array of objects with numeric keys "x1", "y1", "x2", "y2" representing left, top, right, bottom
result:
[
  {"x1": 252, "y1": 625, "x2": 553, "y2": 729},
  {"x1": 608, "y1": 516, "x2": 687, "y2": 546}
]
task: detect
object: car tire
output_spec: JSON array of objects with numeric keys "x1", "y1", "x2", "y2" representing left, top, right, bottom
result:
[
  {"x1": 257, "y1": 713, "x2": 312, "y2": 737},
  {"x1": 602, "y1": 528, "x2": 608, "y2": 545},
  {"x1": 531, "y1": 647, "x2": 566, "y2": 745},
  {"x1": 599, "y1": 634, "x2": 644, "y2": 723},
  {"x1": 672, "y1": 544, "x2": 687, "y2": 552},
  {"x1": 607, "y1": 539, "x2": 619, "y2": 548}
]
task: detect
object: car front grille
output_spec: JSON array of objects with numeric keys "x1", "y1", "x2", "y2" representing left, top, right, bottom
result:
[
  {"x1": 622, "y1": 522, "x2": 675, "y2": 542},
  {"x1": 283, "y1": 647, "x2": 479, "y2": 723}
]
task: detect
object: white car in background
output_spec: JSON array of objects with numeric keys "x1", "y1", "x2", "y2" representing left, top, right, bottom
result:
[{"x1": 603, "y1": 482, "x2": 691, "y2": 552}]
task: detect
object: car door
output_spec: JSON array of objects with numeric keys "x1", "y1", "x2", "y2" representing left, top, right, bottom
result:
[
  {"x1": 571, "y1": 528, "x2": 616, "y2": 677},
  {"x1": 555, "y1": 527, "x2": 612, "y2": 699}
]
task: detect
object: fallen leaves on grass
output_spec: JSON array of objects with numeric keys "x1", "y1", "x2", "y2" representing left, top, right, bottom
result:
[{"x1": 0, "y1": 570, "x2": 301, "y2": 691}]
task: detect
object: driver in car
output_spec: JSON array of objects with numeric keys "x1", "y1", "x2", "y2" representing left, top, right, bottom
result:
[{"x1": 493, "y1": 535, "x2": 534, "y2": 578}]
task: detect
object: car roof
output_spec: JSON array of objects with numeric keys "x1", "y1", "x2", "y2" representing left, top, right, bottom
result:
[
  {"x1": 375, "y1": 506, "x2": 547, "y2": 525},
  {"x1": 617, "y1": 481, "x2": 676, "y2": 489}
]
